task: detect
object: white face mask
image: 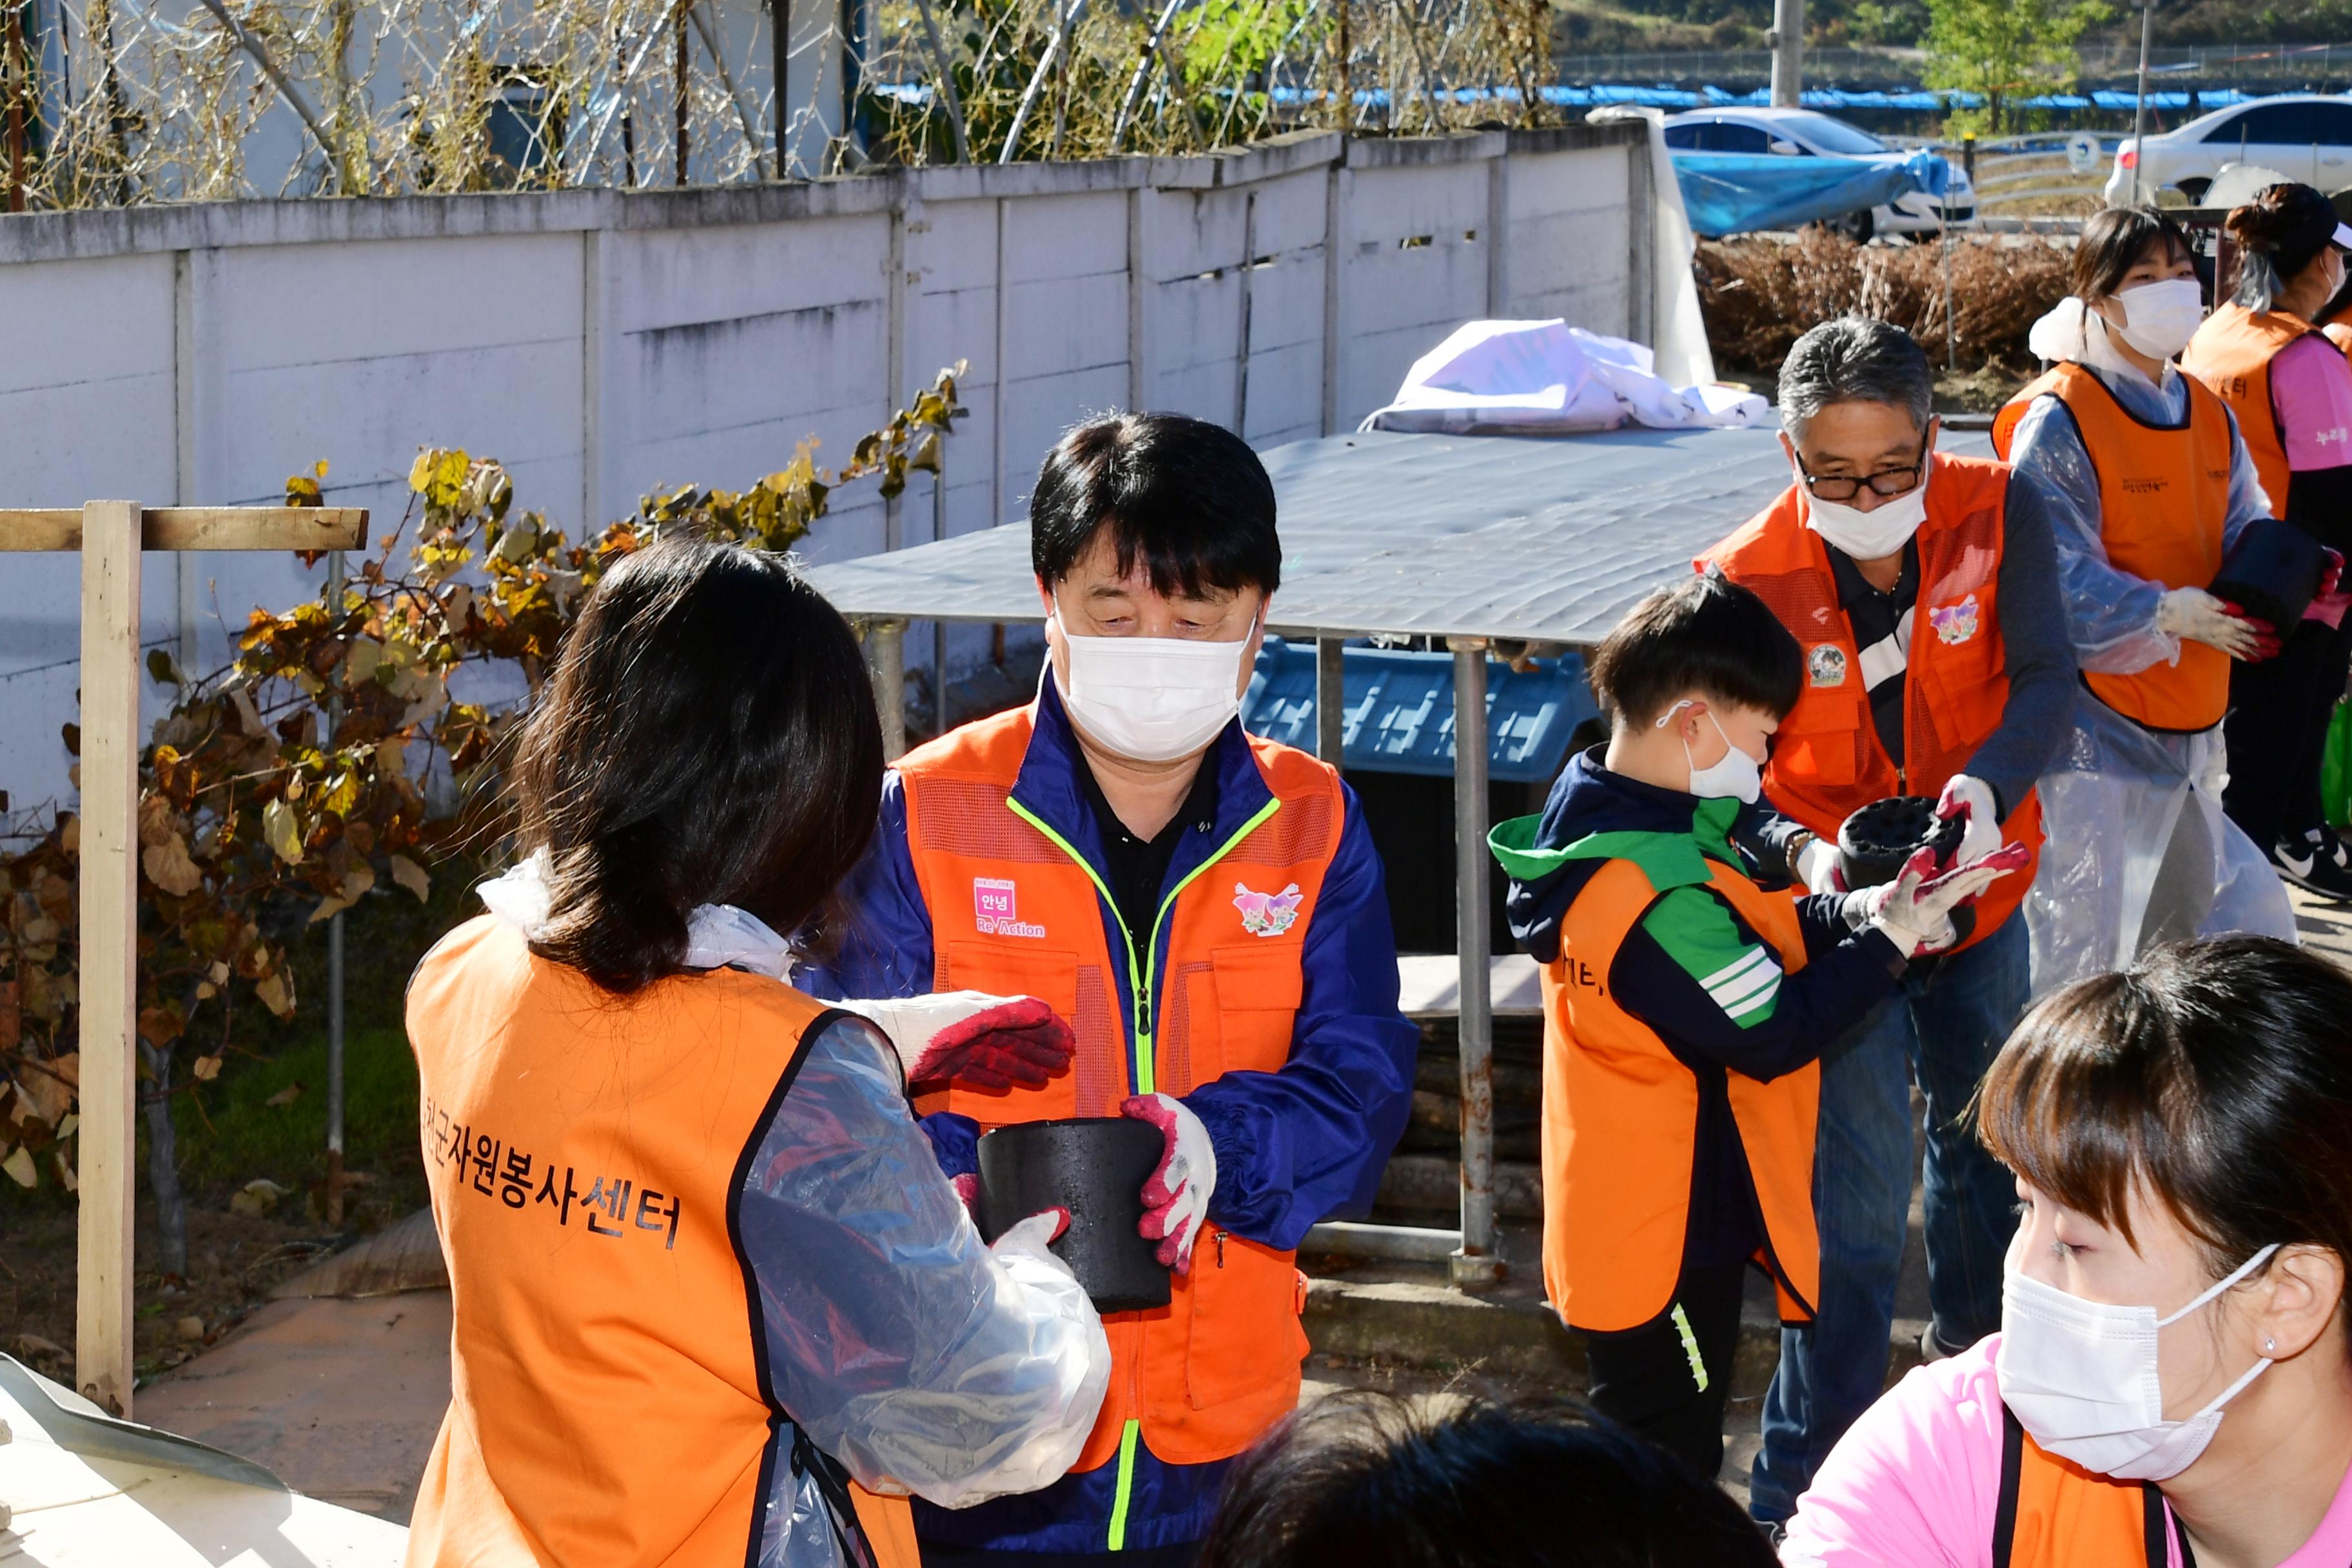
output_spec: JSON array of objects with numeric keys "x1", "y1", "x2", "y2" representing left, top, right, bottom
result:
[
  {"x1": 1658, "y1": 702, "x2": 1761, "y2": 805},
  {"x1": 1801, "y1": 458, "x2": 1930, "y2": 562},
  {"x1": 1997, "y1": 1243, "x2": 2280, "y2": 1482},
  {"x1": 1051, "y1": 605, "x2": 1257, "y2": 763},
  {"x1": 2104, "y1": 277, "x2": 2207, "y2": 361}
]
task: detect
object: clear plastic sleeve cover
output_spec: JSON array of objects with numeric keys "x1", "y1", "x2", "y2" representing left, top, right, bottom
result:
[{"x1": 743, "y1": 1014, "x2": 1112, "y2": 1566}]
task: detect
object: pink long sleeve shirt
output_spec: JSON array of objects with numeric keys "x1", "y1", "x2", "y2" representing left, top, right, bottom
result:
[{"x1": 1779, "y1": 1335, "x2": 2352, "y2": 1568}]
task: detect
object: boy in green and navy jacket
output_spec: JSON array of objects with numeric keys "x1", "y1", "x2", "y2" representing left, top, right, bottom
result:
[{"x1": 1489, "y1": 572, "x2": 2021, "y2": 1482}]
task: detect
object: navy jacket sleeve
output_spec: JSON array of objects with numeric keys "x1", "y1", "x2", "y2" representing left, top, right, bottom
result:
[
  {"x1": 799, "y1": 772, "x2": 935, "y2": 1003},
  {"x1": 1608, "y1": 885, "x2": 1905, "y2": 1083},
  {"x1": 1179, "y1": 785, "x2": 1418, "y2": 1251}
]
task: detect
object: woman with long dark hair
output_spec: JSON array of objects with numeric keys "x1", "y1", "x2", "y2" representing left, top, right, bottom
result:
[
  {"x1": 2182, "y1": 182, "x2": 2352, "y2": 901},
  {"x1": 1783, "y1": 936, "x2": 2352, "y2": 1564},
  {"x1": 403, "y1": 539, "x2": 1110, "y2": 1568},
  {"x1": 1992, "y1": 206, "x2": 2297, "y2": 992}
]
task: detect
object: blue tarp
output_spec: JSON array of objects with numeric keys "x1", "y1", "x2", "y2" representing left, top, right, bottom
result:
[
  {"x1": 1242, "y1": 638, "x2": 1597, "y2": 782},
  {"x1": 1671, "y1": 148, "x2": 1951, "y2": 237}
]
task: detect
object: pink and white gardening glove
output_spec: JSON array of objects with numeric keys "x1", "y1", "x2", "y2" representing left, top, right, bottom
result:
[
  {"x1": 1121, "y1": 1092, "x2": 1217, "y2": 1274},
  {"x1": 839, "y1": 991, "x2": 1076, "y2": 1091},
  {"x1": 1934, "y1": 774, "x2": 2003, "y2": 873},
  {"x1": 1862, "y1": 842, "x2": 2031, "y2": 957}
]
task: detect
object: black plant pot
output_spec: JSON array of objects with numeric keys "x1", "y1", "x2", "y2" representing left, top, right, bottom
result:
[
  {"x1": 977, "y1": 1117, "x2": 1171, "y2": 1314},
  {"x1": 1837, "y1": 795, "x2": 1965, "y2": 890},
  {"x1": 2211, "y1": 517, "x2": 2327, "y2": 632}
]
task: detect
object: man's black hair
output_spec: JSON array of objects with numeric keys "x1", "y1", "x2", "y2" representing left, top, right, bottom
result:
[
  {"x1": 1195, "y1": 1392, "x2": 1778, "y2": 1568},
  {"x1": 1030, "y1": 412, "x2": 1281, "y2": 598},
  {"x1": 1588, "y1": 569, "x2": 1805, "y2": 728}
]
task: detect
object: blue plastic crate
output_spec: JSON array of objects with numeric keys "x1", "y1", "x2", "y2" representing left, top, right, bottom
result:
[{"x1": 1242, "y1": 637, "x2": 1598, "y2": 783}]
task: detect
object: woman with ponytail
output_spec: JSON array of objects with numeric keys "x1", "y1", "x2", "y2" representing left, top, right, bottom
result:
[
  {"x1": 403, "y1": 539, "x2": 1112, "y2": 1568},
  {"x1": 1991, "y1": 206, "x2": 2297, "y2": 993},
  {"x1": 2181, "y1": 182, "x2": 2352, "y2": 901}
]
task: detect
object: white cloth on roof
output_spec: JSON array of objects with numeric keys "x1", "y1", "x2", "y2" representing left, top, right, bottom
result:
[{"x1": 1359, "y1": 318, "x2": 1768, "y2": 436}]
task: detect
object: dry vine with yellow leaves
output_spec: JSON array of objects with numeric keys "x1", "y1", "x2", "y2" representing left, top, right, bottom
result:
[{"x1": 0, "y1": 364, "x2": 964, "y2": 1275}]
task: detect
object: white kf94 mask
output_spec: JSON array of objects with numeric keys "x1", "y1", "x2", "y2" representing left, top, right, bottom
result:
[
  {"x1": 1996, "y1": 1243, "x2": 2280, "y2": 1482},
  {"x1": 1052, "y1": 607, "x2": 1259, "y2": 763}
]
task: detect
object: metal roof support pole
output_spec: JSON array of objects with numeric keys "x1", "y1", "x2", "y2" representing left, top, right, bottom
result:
[
  {"x1": 1317, "y1": 636, "x2": 1345, "y2": 767},
  {"x1": 867, "y1": 617, "x2": 908, "y2": 761},
  {"x1": 1447, "y1": 636, "x2": 1505, "y2": 1289}
]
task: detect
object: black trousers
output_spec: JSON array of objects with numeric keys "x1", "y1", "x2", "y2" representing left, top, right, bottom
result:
[
  {"x1": 1581, "y1": 1259, "x2": 1749, "y2": 1482},
  {"x1": 2224, "y1": 614, "x2": 2352, "y2": 848}
]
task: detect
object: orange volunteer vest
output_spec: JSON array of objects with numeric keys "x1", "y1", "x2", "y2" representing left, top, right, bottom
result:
[
  {"x1": 1993, "y1": 1408, "x2": 2182, "y2": 1568},
  {"x1": 1536, "y1": 851, "x2": 1819, "y2": 1333},
  {"x1": 896, "y1": 704, "x2": 1339, "y2": 1485},
  {"x1": 1701, "y1": 451, "x2": 2044, "y2": 947},
  {"x1": 2182, "y1": 300, "x2": 2313, "y2": 520},
  {"x1": 1994, "y1": 362, "x2": 2237, "y2": 732},
  {"x1": 406, "y1": 916, "x2": 917, "y2": 1568}
]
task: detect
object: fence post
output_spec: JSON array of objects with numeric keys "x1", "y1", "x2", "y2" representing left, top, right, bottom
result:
[{"x1": 75, "y1": 499, "x2": 143, "y2": 1418}]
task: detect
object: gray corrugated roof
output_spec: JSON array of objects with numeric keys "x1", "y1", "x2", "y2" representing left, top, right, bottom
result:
[{"x1": 805, "y1": 426, "x2": 1995, "y2": 647}]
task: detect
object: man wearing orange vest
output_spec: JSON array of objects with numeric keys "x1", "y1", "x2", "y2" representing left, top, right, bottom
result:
[
  {"x1": 804, "y1": 412, "x2": 1417, "y2": 1567},
  {"x1": 1699, "y1": 319, "x2": 2075, "y2": 1528}
]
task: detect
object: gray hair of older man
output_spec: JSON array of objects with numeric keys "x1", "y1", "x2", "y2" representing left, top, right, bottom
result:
[{"x1": 1778, "y1": 318, "x2": 1935, "y2": 442}]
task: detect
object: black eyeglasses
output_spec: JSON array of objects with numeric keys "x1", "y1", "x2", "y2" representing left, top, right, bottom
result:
[{"x1": 1794, "y1": 435, "x2": 1932, "y2": 503}]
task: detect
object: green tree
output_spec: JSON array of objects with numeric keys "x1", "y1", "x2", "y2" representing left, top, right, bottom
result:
[{"x1": 1925, "y1": 0, "x2": 2111, "y2": 134}]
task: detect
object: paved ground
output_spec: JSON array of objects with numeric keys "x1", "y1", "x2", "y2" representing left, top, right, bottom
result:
[{"x1": 128, "y1": 890, "x2": 2352, "y2": 1528}]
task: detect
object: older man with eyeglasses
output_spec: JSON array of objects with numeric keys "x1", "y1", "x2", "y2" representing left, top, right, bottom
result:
[{"x1": 1696, "y1": 317, "x2": 2077, "y2": 1531}]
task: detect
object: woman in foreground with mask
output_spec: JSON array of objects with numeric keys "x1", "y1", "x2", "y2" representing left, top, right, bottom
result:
[
  {"x1": 1992, "y1": 206, "x2": 2296, "y2": 993},
  {"x1": 2182, "y1": 183, "x2": 2352, "y2": 902},
  {"x1": 1780, "y1": 934, "x2": 2352, "y2": 1566}
]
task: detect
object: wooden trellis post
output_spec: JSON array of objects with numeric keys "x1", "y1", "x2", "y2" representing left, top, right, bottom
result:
[{"x1": 0, "y1": 501, "x2": 366, "y2": 1418}]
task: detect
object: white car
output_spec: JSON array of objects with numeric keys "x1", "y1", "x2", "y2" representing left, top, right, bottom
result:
[
  {"x1": 1660, "y1": 106, "x2": 1975, "y2": 240},
  {"x1": 2106, "y1": 94, "x2": 2352, "y2": 205}
]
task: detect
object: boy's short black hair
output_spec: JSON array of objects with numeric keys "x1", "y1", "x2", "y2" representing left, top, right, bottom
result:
[
  {"x1": 1195, "y1": 1391, "x2": 1778, "y2": 1568},
  {"x1": 1030, "y1": 412, "x2": 1281, "y2": 599},
  {"x1": 1589, "y1": 570, "x2": 1803, "y2": 727}
]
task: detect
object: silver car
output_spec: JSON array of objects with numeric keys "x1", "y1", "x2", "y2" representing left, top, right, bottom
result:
[{"x1": 1661, "y1": 106, "x2": 1975, "y2": 241}]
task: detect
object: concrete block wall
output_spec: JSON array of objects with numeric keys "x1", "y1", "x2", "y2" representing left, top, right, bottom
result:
[{"x1": 0, "y1": 122, "x2": 1651, "y2": 821}]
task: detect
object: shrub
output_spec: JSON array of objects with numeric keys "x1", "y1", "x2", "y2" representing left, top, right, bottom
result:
[
  {"x1": 0, "y1": 367, "x2": 966, "y2": 1262},
  {"x1": 1694, "y1": 230, "x2": 2073, "y2": 380}
]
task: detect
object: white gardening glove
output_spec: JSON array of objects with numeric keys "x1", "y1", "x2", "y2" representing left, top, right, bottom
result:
[
  {"x1": 1794, "y1": 835, "x2": 1844, "y2": 896},
  {"x1": 1856, "y1": 843, "x2": 2032, "y2": 958},
  {"x1": 835, "y1": 991, "x2": 1076, "y2": 1090},
  {"x1": 1121, "y1": 1092, "x2": 1217, "y2": 1273},
  {"x1": 1934, "y1": 774, "x2": 2003, "y2": 870},
  {"x1": 2155, "y1": 587, "x2": 2271, "y2": 660}
]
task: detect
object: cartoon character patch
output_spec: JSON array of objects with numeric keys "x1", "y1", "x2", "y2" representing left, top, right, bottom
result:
[
  {"x1": 1928, "y1": 594, "x2": 1981, "y2": 647},
  {"x1": 1808, "y1": 644, "x2": 1848, "y2": 688},
  {"x1": 1233, "y1": 882, "x2": 1302, "y2": 937}
]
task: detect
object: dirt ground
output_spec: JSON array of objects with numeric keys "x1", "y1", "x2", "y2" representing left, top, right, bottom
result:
[{"x1": 0, "y1": 1189, "x2": 398, "y2": 1391}]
